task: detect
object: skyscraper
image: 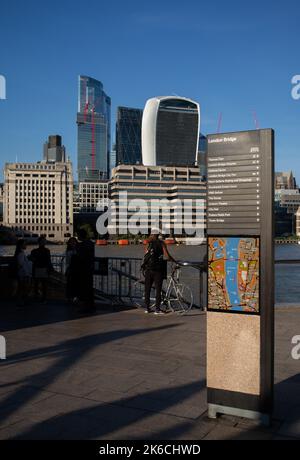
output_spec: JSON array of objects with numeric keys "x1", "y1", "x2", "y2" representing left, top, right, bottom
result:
[
  {"x1": 77, "y1": 76, "x2": 111, "y2": 182},
  {"x1": 43, "y1": 135, "x2": 66, "y2": 163},
  {"x1": 142, "y1": 96, "x2": 200, "y2": 167},
  {"x1": 116, "y1": 106, "x2": 143, "y2": 165}
]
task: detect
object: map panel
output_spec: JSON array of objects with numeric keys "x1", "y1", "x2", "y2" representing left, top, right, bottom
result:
[{"x1": 208, "y1": 237, "x2": 259, "y2": 313}]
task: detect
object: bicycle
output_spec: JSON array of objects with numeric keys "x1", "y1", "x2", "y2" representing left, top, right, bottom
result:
[{"x1": 133, "y1": 262, "x2": 194, "y2": 315}]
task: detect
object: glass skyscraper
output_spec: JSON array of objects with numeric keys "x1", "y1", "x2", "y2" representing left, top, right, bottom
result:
[
  {"x1": 77, "y1": 76, "x2": 111, "y2": 182},
  {"x1": 116, "y1": 106, "x2": 143, "y2": 165}
]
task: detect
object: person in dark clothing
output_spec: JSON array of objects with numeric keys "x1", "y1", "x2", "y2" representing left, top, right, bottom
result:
[
  {"x1": 143, "y1": 230, "x2": 176, "y2": 315},
  {"x1": 65, "y1": 237, "x2": 79, "y2": 302},
  {"x1": 30, "y1": 235, "x2": 53, "y2": 303},
  {"x1": 76, "y1": 229, "x2": 95, "y2": 310}
]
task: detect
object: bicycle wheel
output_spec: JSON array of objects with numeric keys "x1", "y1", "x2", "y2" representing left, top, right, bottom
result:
[{"x1": 167, "y1": 283, "x2": 193, "y2": 314}]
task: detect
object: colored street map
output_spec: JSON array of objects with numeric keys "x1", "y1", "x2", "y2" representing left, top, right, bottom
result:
[{"x1": 208, "y1": 237, "x2": 259, "y2": 313}]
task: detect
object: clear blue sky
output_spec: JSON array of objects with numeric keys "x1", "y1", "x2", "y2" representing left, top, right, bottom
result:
[{"x1": 0, "y1": 0, "x2": 300, "y2": 180}]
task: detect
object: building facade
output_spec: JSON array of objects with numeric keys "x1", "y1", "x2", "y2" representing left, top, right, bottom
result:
[
  {"x1": 275, "y1": 171, "x2": 297, "y2": 190},
  {"x1": 142, "y1": 96, "x2": 200, "y2": 167},
  {"x1": 77, "y1": 75, "x2": 111, "y2": 182},
  {"x1": 109, "y1": 165, "x2": 206, "y2": 238},
  {"x1": 116, "y1": 106, "x2": 143, "y2": 165},
  {"x1": 73, "y1": 181, "x2": 109, "y2": 214},
  {"x1": 43, "y1": 135, "x2": 66, "y2": 163},
  {"x1": 296, "y1": 207, "x2": 300, "y2": 238},
  {"x1": 3, "y1": 161, "x2": 73, "y2": 241}
]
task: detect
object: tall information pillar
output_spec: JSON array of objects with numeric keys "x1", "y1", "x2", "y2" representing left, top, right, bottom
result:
[{"x1": 206, "y1": 129, "x2": 274, "y2": 424}]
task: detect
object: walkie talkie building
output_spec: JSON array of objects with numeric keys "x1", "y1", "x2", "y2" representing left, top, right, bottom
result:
[{"x1": 142, "y1": 96, "x2": 200, "y2": 167}]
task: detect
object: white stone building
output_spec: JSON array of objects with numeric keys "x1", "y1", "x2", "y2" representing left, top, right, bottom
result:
[{"x1": 3, "y1": 161, "x2": 73, "y2": 242}]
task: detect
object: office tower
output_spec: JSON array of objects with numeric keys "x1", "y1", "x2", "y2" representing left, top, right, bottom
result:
[
  {"x1": 43, "y1": 135, "x2": 66, "y2": 163},
  {"x1": 109, "y1": 164, "x2": 206, "y2": 237},
  {"x1": 197, "y1": 133, "x2": 207, "y2": 177},
  {"x1": 73, "y1": 181, "x2": 109, "y2": 214},
  {"x1": 110, "y1": 143, "x2": 117, "y2": 178},
  {"x1": 142, "y1": 96, "x2": 200, "y2": 167},
  {"x1": 116, "y1": 107, "x2": 143, "y2": 165},
  {"x1": 77, "y1": 75, "x2": 111, "y2": 182},
  {"x1": 3, "y1": 161, "x2": 73, "y2": 242}
]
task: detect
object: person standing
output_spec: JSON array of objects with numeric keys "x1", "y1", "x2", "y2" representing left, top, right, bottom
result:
[
  {"x1": 64, "y1": 237, "x2": 79, "y2": 302},
  {"x1": 76, "y1": 229, "x2": 95, "y2": 311},
  {"x1": 30, "y1": 235, "x2": 53, "y2": 304},
  {"x1": 143, "y1": 230, "x2": 176, "y2": 315},
  {"x1": 14, "y1": 239, "x2": 32, "y2": 306}
]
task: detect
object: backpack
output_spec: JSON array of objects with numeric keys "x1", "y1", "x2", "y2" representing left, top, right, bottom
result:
[{"x1": 141, "y1": 240, "x2": 164, "y2": 273}]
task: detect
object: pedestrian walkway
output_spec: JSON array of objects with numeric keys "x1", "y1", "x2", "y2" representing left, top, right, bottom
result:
[{"x1": 0, "y1": 302, "x2": 299, "y2": 440}]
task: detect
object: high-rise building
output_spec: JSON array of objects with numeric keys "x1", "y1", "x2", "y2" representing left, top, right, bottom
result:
[
  {"x1": 142, "y1": 96, "x2": 200, "y2": 167},
  {"x1": 77, "y1": 75, "x2": 111, "y2": 182},
  {"x1": 116, "y1": 106, "x2": 143, "y2": 165},
  {"x1": 197, "y1": 133, "x2": 207, "y2": 177},
  {"x1": 43, "y1": 135, "x2": 66, "y2": 163},
  {"x1": 3, "y1": 161, "x2": 73, "y2": 242}
]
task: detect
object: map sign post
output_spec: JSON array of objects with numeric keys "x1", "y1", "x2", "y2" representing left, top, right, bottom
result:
[{"x1": 206, "y1": 129, "x2": 274, "y2": 424}]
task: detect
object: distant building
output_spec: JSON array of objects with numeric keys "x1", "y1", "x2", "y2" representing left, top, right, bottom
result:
[
  {"x1": 296, "y1": 207, "x2": 300, "y2": 238},
  {"x1": 109, "y1": 164, "x2": 206, "y2": 237},
  {"x1": 116, "y1": 106, "x2": 143, "y2": 165},
  {"x1": 275, "y1": 171, "x2": 297, "y2": 190},
  {"x1": 142, "y1": 96, "x2": 200, "y2": 167},
  {"x1": 0, "y1": 183, "x2": 3, "y2": 222},
  {"x1": 43, "y1": 135, "x2": 66, "y2": 163},
  {"x1": 73, "y1": 181, "x2": 109, "y2": 214},
  {"x1": 3, "y1": 161, "x2": 73, "y2": 242},
  {"x1": 197, "y1": 133, "x2": 207, "y2": 177},
  {"x1": 77, "y1": 75, "x2": 111, "y2": 182},
  {"x1": 110, "y1": 143, "x2": 117, "y2": 178}
]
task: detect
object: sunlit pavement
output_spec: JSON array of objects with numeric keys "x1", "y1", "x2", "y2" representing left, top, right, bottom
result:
[{"x1": 0, "y1": 302, "x2": 299, "y2": 440}]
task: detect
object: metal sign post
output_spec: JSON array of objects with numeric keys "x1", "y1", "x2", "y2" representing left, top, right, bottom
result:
[{"x1": 206, "y1": 129, "x2": 274, "y2": 424}]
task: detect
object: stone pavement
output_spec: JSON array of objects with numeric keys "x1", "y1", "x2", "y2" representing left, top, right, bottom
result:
[{"x1": 0, "y1": 302, "x2": 299, "y2": 440}]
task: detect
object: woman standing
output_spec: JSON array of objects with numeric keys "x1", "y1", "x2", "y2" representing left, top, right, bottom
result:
[{"x1": 15, "y1": 239, "x2": 32, "y2": 306}]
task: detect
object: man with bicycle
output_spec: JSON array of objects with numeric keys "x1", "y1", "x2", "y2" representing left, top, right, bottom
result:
[{"x1": 142, "y1": 229, "x2": 176, "y2": 315}]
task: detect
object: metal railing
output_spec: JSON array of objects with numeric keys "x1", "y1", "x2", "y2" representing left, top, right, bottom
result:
[{"x1": 49, "y1": 254, "x2": 207, "y2": 309}]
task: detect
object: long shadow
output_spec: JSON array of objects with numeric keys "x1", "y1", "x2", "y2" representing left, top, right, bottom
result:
[
  {"x1": 7, "y1": 380, "x2": 207, "y2": 440},
  {"x1": 0, "y1": 323, "x2": 180, "y2": 427},
  {"x1": 0, "y1": 300, "x2": 135, "y2": 333}
]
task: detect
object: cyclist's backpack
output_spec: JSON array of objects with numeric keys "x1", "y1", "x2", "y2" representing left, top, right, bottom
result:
[{"x1": 141, "y1": 240, "x2": 164, "y2": 273}]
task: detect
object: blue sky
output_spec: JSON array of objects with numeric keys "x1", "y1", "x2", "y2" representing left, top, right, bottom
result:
[{"x1": 0, "y1": 0, "x2": 300, "y2": 180}]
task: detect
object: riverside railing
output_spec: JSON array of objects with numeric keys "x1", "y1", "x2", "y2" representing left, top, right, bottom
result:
[{"x1": 49, "y1": 254, "x2": 207, "y2": 309}]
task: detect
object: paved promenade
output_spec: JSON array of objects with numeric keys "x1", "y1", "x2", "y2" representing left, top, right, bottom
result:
[{"x1": 0, "y1": 302, "x2": 299, "y2": 440}]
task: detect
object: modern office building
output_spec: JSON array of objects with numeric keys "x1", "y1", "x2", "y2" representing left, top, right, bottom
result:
[
  {"x1": 3, "y1": 161, "x2": 73, "y2": 241},
  {"x1": 77, "y1": 75, "x2": 111, "y2": 182},
  {"x1": 109, "y1": 164, "x2": 206, "y2": 237},
  {"x1": 73, "y1": 181, "x2": 109, "y2": 214},
  {"x1": 197, "y1": 133, "x2": 207, "y2": 177},
  {"x1": 43, "y1": 135, "x2": 66, "y2": 163},
  {"x1": 142, "y1": 96, "x2": 200, "y2": 167},
  {"x1": 116, "y1": 106, "x2": 143, "y2": 165}
]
